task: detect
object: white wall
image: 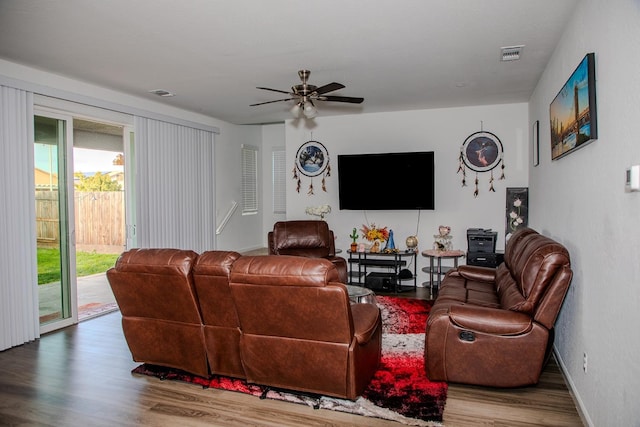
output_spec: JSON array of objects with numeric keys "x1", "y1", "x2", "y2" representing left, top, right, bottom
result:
[
  {"x1": 213, "y1": 123, "x2": 264, "y2": 252},
  {"x1": 528, "y1": 1, "x2": 640, "y2": 425},
  {"x1": 284, "y1": 103, "x2": 529, "y2": 285}
]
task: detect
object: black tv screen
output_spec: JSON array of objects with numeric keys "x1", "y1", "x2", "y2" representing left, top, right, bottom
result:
[{"x1": 337, "y1": 151, "x2": 435, "y2": 210}]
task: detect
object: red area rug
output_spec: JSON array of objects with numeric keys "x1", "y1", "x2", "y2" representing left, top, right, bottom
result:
[{"x1": 133, "y1": 295, "x2": 446, "y2": 426}]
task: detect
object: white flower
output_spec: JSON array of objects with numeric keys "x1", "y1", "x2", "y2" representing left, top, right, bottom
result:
[
  {"x1": 305, "y1": 204, "x2": 331, "y2": 217},
  {"x1": 509, "y1": 211, "x2": 519, "y2": 219},
  {"x1": 513, "y1": 198, "x2": 522, "y2": 207}
]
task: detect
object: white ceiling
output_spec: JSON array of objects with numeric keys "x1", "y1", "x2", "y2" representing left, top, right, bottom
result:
[{"x1": 0, "y1": 0, "x2": 578, "y2": 125}]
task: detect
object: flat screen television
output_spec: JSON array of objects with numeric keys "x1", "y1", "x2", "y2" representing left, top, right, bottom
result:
[{"x1": 337, "y1": 151, "x2": 435, "y2": 210}]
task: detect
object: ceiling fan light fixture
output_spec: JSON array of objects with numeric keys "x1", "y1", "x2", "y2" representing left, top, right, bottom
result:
[
  {"x1": 290, "y1": 102, "x2": 303, "y2": 118},
  {"x1": 303, "y1": 101, "x2": 318, "y2": 119}
]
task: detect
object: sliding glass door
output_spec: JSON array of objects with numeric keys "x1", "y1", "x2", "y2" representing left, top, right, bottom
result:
[{"x1": 34, "y1": 112, "x2": 77, "y2": 332}]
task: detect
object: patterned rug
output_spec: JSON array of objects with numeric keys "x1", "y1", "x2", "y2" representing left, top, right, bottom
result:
[
  {"x1": 79, "y1": 302, "x2": 119, "y2": 321},
  {"x1": 132, "y1": 296, "x2": 446, "y2": 426}
]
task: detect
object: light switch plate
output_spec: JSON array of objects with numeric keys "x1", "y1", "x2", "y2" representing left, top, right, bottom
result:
[{"x1": 626, "y1": 165, "x2": 640, "y2": 192}]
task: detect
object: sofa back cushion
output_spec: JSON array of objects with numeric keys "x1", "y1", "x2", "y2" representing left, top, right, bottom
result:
[
  {"x1": 229, "y1": 255, "x2": 351, "y2": 343},
  {"x1": 270, "y1": 220, "x2": 334, "y2": 258},
  {"x1": 193, "y1": 250, "x2": 242, "y2": 327},
  {"x1": 106, "y1": 248, "x2": 209, "y2": 377},
  {"x1": 107, "y1": 248, "x2": 201, "y2": 323},
  {"x1": 496, "y1": 228, "x2": 572, "y2": 323}
]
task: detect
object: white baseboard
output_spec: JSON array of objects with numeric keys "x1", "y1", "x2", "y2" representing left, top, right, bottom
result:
[{"x1": 553, "y1": 346, "x2": 593, "y2": 427}]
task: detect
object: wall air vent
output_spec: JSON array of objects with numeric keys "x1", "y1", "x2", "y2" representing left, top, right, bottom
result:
[
  {"x1": 148, "y1": 89, "x2": 176, "y2": 97},
  {"x1": 500, "y1": 45, "x2": 524, "y2": 61}
]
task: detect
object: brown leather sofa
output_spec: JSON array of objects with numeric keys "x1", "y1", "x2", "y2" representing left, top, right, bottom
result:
[
  {"x1": 230, "y1": 255, "x2": 382, "y2": 400},
  {"x1": 268, "y1": 220, "x2": 348, "y2": 283},
  {"x1": 424, "y1": 227, "x2": 573, "y2": 387},
  {"x1": 107, "y1": 249, "x2": 381, "y2": 400}
]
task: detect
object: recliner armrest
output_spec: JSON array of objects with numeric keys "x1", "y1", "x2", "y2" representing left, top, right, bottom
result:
[
  {"x1": 453, "y1": 264, "x2": 497, "y2": 282},
  {"x1": 350, "y1": 303, "x2": 381, "y2": 344},
  {"x1": 448, "y1": 304, "x2": 532, "y2": 335}
]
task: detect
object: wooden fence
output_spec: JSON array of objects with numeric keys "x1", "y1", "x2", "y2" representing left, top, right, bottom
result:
[{"x1": 36, "y1": 190, "x2": 125, "y2": 252}]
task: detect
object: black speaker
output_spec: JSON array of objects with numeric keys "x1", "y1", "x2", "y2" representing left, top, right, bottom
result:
[{"x1": 365, "y1": 272, "x2": 396, "y2": 291}]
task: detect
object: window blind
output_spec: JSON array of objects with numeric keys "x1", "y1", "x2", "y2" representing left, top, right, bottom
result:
[
  {"x1": 0, "y1": 86, "x2": 39, "y2": 350},
  {"x1": 134, "y1": 116, "x2": 216, "y2": 252},
  {"x1": 241, "y1": 144, "x2": 258, "y2": 214}
]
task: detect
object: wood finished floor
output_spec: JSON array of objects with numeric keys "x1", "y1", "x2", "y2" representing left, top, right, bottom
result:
[{"x1": 0, "y1": 287, "x2": 584, "y2": 427}]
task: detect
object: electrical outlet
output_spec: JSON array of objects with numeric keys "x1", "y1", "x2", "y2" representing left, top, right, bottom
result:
[{"x1": 583, "y1": 353, "x2": 588, "y2": 373}]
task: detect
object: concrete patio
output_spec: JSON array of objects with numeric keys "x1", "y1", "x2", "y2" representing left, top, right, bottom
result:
[{"x1": 39, "y1": 272, "x2": 117, "y2": 322}]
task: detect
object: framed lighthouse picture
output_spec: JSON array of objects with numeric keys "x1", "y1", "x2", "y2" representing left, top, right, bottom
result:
[{"x1": 549, "y1": 52, "x2": 598, "y2": 160}]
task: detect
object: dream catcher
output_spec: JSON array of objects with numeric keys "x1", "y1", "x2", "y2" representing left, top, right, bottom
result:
[
  {"x1": 457, "y1": 128, "x2": 505, "y2": 197},
  {"x1": 292, "y1": 139, "x2": 331, "y2": 195}
]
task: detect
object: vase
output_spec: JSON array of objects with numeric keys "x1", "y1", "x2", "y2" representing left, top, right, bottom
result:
[{"x1": 350, "y1": 243, "x2": 358, "y2": 252}]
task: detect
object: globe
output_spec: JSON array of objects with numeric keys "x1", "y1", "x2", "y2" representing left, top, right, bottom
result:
[{"x1": 405, "y1": 235, "x2": 418, "y2": 251}]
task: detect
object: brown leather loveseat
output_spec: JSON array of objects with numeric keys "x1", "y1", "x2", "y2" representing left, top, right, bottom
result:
[
  {"x1": 107, "y1": 249, "x2": 381, "y2": 400},
  {"x1": 424, "y1": 227, "x2": 572, "y2": 387}
]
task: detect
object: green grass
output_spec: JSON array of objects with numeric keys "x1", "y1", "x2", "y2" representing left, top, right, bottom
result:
[{"x1": 37, "y1": 248, "x2": 119, "y2": 285}]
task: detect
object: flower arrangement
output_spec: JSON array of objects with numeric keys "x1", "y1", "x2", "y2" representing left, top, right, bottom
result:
[
  {"x1": 509, "y1": 198, "x2": 524, "y2": 231},
  {"x1": 305, "y1": 204, "x2": 331, "y2": 220},
  {"x1": 360, "y1": 223, "x2": 389, "y2": 242}
]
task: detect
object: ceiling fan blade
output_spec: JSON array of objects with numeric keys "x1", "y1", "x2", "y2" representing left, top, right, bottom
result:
[
  {"x1": 250, "y1": 98, "x2": 295, "y2": 106},
  {"x1": 256, "y1": 86, "x2": 292, "y2": 95},
  {"x1": 314, "y1": 82, "x2": 345, "y2": 95},
  {"x1": 320, "y1": 95, "x2": 364, "y2": 104}
]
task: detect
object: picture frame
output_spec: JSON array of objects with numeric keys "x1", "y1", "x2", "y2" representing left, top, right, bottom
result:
[
  {"x1": 460, "y1": 131, "x2": 503, "y2": 173},
  {"x1": 532, "y1": 120, "x2": 539, "y2": 167},
  {"x1": 549, "y1": 52, "x2": 598, "y2": 160},
  {"x1": 295, "y1": 140, "x2": 329, "y2": 177}
]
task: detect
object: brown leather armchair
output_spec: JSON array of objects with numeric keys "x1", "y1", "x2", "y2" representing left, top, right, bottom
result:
[
  {"x1": 107, "y1": 248, "x2": 209, "y2": 377},
  {"x1": 229, "y1": 255, "x2": 382, "y2": 400},
  {"x1": 192, "y1": 250, "x2": 245, "y2": 379},
  {"x1": 268, "y1": 220, "x2": 348, "y2": 283},
  {"x1": 425, "y1": 228, "x2": 573, "y2": 387}
]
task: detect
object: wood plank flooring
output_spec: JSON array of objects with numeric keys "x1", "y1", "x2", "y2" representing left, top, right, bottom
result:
[{"x1": 0, "y1": 289, "x2": 584, "y2": 426}]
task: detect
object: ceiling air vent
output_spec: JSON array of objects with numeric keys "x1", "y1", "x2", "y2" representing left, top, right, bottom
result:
[
  {"x1": 148, "y1": 89, "x2": 175, "y2": 97},
  {"x1": 500, "y1": 45, "x2": 524, "y2": 61}
]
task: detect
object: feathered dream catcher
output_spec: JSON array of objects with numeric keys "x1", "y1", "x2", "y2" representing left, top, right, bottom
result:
[
  {"x1": 457, "y1": 129, "x2": 505, "y2": 197},
  {"x1": 292, "y1": 139, "x2": 331, "y2": 195}
]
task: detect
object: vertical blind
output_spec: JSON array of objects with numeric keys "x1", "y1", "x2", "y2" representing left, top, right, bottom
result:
[
  {"x1": 0, "y1": 86, "x2": 39, "y2": 350},
  {"x1": 134, "y1": 116, "x2": 216, "y2": 253},
  {"x1": 241, "y1": 144, "x2": 258, "y2": 214}
]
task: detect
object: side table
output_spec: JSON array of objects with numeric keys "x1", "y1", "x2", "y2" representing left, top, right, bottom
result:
[
  {"x1": 421, "y1": 249, "x2": 465, "y2": 294},
  {"x1": 345, "y1": 285, "x2": 377, "y2": 304}
]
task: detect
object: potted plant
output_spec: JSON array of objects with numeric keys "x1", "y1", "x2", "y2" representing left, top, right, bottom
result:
[{"x1": 349, "y1": 228, "x2": 359, "y2": 252}]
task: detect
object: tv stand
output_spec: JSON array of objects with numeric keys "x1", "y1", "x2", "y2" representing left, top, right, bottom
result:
[{"x1": 347, "y1": 250, "x2": 417, "y2": 293}]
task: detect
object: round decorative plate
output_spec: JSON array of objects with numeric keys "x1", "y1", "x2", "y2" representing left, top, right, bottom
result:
[
  {"x1": 295, "y1": 140, "x2": 329, "y2": 177},
  {"x1": 461, "y1": 131, "x2": 503, "y2": 172}
]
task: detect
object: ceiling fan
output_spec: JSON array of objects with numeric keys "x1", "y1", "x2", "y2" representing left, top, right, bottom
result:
[{"x1": 250, "y1": 70, "x2": 364, "y2": 118}]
